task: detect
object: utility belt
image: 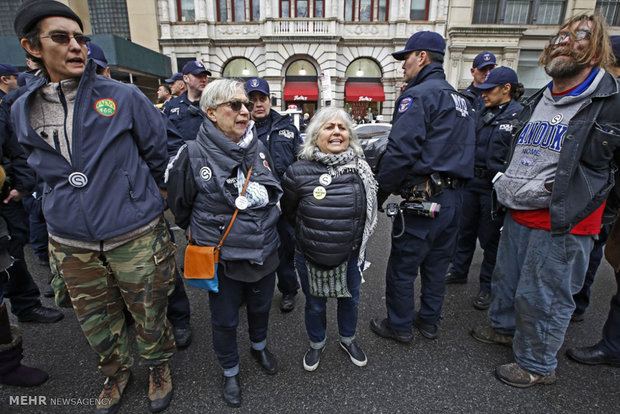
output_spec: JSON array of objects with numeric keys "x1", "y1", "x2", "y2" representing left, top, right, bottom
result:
[
  {"x1": 474, "y1": 167, "x2": 495, "y2": 179},
  {"x1": 403, "y1": 172, "x2": 464, "y2": 202}
]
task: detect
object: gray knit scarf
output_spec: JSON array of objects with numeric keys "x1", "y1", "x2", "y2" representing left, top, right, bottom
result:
[{"x1": 312, "y1": 147, "x2": 378, "y2": 273}]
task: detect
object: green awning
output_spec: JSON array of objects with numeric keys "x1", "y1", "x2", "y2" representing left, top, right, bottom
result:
[{"x1": 0, "y1": 34, "x2": 170, "y2": 78}]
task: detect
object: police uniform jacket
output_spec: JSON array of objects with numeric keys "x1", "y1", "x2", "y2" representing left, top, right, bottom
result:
[
  {"x1": 471, "y1": 98, "x2": 523, "y2": 190},
  {"x1": 377, "y1": 62, "x2": 475, "y2": 194},
  {"x1": 0, "y1": 88, "x2": 35, "y2": 195},
  {"x1": 281, "y1": 159, "x2": 366, "y2": 267},
  {"x1": 462, "y1": 82, "x2": 485, "y2": 123},
  {"x1": 256, "y1": 110, "x2": 300, "y2": 179},
  {"x1": 167, "y1": 118, "x2": 282, "y2": 267},
  {"x1": 163, "y1": 91, "x2": 203, "y2": 142},
  {"x1": 11, "y1": 61, "x2": 168, "y2": 242},
  {"x1": 505, "y1": 71, "x2": 620, "y2": 234}
]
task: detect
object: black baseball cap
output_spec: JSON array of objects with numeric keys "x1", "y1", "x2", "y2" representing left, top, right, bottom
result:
[
  {"x1": 476, "y1": 66, "x2": 518, "y2": 90},
  {"x1": 392, "y1": 31, "x2": 446, "y2": 60}
]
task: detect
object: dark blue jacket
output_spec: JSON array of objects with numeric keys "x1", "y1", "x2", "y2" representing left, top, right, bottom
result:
[
  {"x1": 471, "y1": 98, "x2": 523, "y2": 190},
  {"x1": 255, "y1": 110, "x2": 300, "y2": 179},
  {"x1": 163, "y1": 91, "x2": 204, "y2": 142},
  {"x1": 12, "y1": 61, "x2": 168, "y2": 241},
  {"x1": 378, "y1": 62, "x2": 476, "y2": 193}
]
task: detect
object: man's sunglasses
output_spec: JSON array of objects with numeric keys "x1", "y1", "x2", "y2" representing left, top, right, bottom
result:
[
  {"x1": 40, "y1": 33, "x2": 91, "y2": 45},
  {"x1": 220, "y1": 100, "x2": 254, "y2": 112},
  {"x1": 549, "y1": 29, "x2": 592, "y2": 45}
]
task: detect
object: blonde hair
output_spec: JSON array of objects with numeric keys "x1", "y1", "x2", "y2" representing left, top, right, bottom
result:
[{"x1": 539, "y1": 13, "x2": 615, "y2": 70}]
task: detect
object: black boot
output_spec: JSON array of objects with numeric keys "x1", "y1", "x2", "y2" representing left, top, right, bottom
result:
[
  {"x1": 222, "y1": 375, "x2": 241, "y2": 407},
  {"x1": 0, "y1": 325, "x2": 49, "y2": 386}
]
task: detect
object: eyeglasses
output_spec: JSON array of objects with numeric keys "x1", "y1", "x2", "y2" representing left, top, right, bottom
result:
[
  {"x1": 220, "y1": 100, "x2": 253, "y2": 112},
  {"x1": 40, "y1": 33, "x2": 91, "y2": 45},
  {"x1": 549, "y1": 29, "x2": 592, "y2": 45}
]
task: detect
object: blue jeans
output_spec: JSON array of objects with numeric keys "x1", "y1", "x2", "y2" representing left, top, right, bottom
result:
[
  {"x1": 208, "y1": 268, "x2": 275, "y2": 372},
  {"x1": 489, "y1": 214, "x2": 593, "y2": 376},
  {"x1": 573, "y1": 223, "x2": 610, "y2": 315},
  {"x1": 296, "y1": 251, "x2": 361, "y2": 348}
]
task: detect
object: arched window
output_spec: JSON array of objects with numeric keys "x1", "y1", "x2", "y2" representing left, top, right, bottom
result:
[{"x1": 222, "y1": 58, "x2": 258, "y2": 79}]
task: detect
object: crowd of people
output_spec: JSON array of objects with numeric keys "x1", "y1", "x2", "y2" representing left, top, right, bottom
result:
[{"x1": 0, "y1": 0, "x2": 619, "y2": 412}]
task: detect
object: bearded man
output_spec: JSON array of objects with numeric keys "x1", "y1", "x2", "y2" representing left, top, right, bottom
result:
[{"x1": 471, "y1": 14, "x2": 620, "y2": 387}]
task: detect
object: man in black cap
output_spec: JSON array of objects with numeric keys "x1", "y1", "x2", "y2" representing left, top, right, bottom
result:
[
  {"x1": 163, "y1": 61, "x2": 211, "y2": 143},
  {"x1": 0, "y1": 58, "x2": 63, "y2": 322},
  {"x1": 87, "y1": 42, "x2": 110, "y2": 77},
  {"x1": 461, "y1": 51, "x2": 497, "y2": 116},
  {"x1": 244, "y1": 77, "x2": 300, "y2": 312},
  {"x1": 0, "y1": 57, "x2": 55, "y2": 388},
  {"x1": 370, "y1": 31, "x2": 475, "y2": 343},
  {"x1": 0, "y1": 64, "x2": 19, "y2": 102},
  {"x1": 165, "y1": 72, "x2": 185, "y2": 98},
  {"x1": 446, "y1": 67, "x2": 523, "y2": 311},
  {"x1": 13, "y1": 1, "x2": 177, "y2": 411}
]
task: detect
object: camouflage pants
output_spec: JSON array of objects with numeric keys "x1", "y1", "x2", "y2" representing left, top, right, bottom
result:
[{"x1": 48, "y1": 218, "x2": 177, "y2": 378}]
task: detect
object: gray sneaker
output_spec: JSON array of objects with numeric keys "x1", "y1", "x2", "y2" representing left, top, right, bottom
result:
[
  {"x1": 495, "y1": 362, "x2": 556, "y2": 388},
  {"x1": 471, "y1": 326, "x2": 513, "y2": 346}
]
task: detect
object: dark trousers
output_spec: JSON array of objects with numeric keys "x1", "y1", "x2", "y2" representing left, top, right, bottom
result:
[
  {"x1": 165, "y1": 219, "x2": 191, "y2": 328},
  {"x1": 208, "y1": 269, "x2": 275, "y2": 370},
  {"x1": 450, "y1": 182, "x2": 501, "y2": 293},
  {"x1": 0, "y1": 202, "x2": 41, "y2": 317},
  {"x1": 385, "y1": 189, "x2": 461, "y2": 332},
  {"x1": 21, "y1": 196, "x2": 49, "y2": 261},
  {"x1": 276, "y1": 217, "x2": 299, "y2": 295},
  {"x1": 600, "y1": 271, "x2": 620, "y2": 357},
  {"x1": 573, "y1": 224, "x2": 611, "y2": 316}
]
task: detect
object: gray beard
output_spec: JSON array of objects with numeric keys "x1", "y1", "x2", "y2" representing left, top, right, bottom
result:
[{"x1": 544, "y1": 55, "x2": 587, "y2": 79}]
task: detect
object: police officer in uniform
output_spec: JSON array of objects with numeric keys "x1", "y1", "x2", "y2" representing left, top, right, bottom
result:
[
  {"x1": 244, "y1": 78, "x2": 301, "y2": 312},
  {"x1": 0, "y1": 63, "x2": 63, "y2": 324},
  {"x1": 445, "y1": 67, "x2": 523, "y2": 310},
  {"x1": 163, "y1": 61, "x2": 210, "y2": 143},
  {"x1": 370, "y1": 31, "x2": 475, "y2": 342},
  {"x1": 462, "y1": 51, "x2": 497, "y2": 115}
]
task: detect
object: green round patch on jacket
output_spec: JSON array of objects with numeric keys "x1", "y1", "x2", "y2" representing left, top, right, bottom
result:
[{"x1": 94, "y1": 99, "x2": 117, "y2": 117}]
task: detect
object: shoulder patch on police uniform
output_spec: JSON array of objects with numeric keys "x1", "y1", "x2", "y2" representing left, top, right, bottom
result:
[
  {"x1": 499, "y1": 124, "x2": 513, "y2": 132},
  {"x1": 398, "y1": 97, "x2": 412, "y2": 113},
  {"x1": 450, "y1": 93, "x2": 469, "y2": 117},
  {"x1": 94, "y1": 99, "x2": 117, "y2": 117},
  {"x1": 279, "y1": 130, "x2": 294, "y2": 139}
]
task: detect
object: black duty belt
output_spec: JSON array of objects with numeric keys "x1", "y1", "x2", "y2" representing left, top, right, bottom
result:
[
  {"x1": 442, "y1": 175, "x2": 465, "y2": 190},
  {"x1": 473, "y1": 168, "x2": 495, "y2": 179}
]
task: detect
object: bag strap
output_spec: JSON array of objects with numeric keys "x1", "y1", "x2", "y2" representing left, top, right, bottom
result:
[
  {"x1": 217, "y1": 165, "x2": 253, "y2": 250},
  {"x1": 187, "y1": 165, "x2": 253, "y2": 249}
]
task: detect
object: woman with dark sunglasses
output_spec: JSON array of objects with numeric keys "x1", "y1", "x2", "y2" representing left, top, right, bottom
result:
[{"x1": 167, "y1": 79, "x2": 282, "y2": 408}]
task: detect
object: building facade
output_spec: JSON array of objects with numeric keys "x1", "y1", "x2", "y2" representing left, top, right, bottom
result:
[
  {"x1": 157, "y1": 0, "x2": 619, "y2": 119},
  {"x1": 158, "y1": 0, "x2": 452, "y2": 119},
  {"x1": 447, "y1": 0, "x2": 619, "y2": 95}
]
